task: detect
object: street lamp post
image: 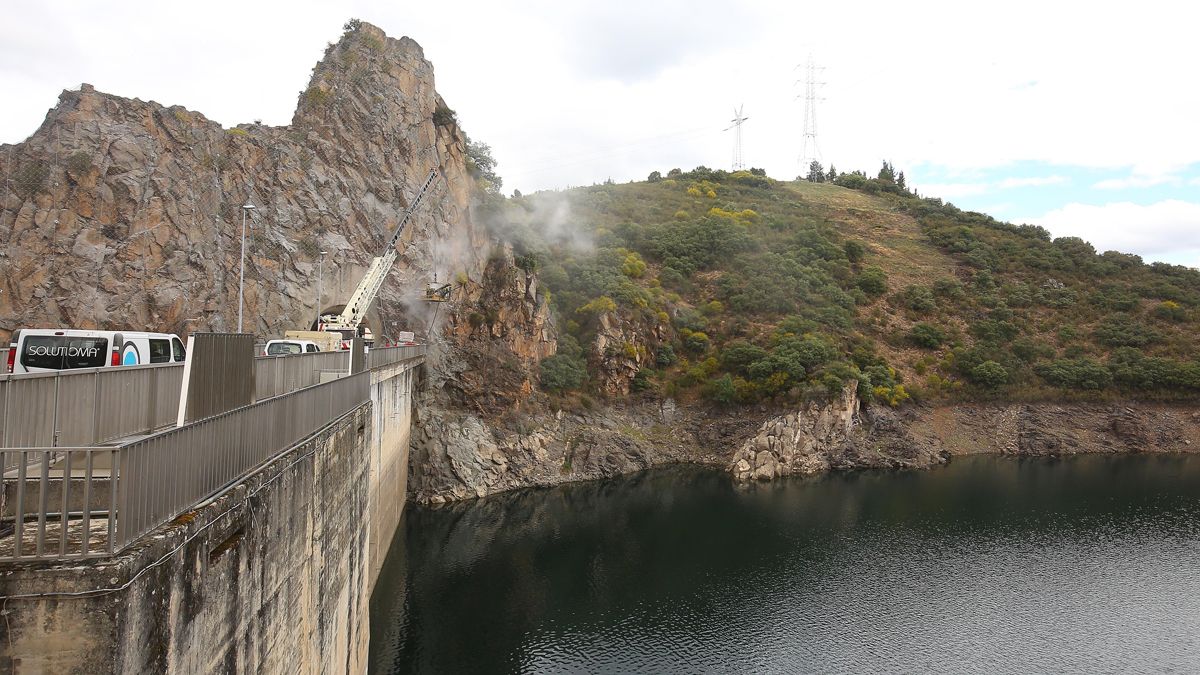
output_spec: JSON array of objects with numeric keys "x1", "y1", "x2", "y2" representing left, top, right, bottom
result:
[
  {"x1": 316, "y1": 250, "x2": 328, "y2": 330},
  {"x1": 237, "y1": 203, "x2": 255, "y2": 333}
]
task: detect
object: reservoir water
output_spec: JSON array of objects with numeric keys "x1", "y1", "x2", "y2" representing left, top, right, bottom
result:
[{"x1": 370, "y1": 455, "x2": 1200, "y2": 673}]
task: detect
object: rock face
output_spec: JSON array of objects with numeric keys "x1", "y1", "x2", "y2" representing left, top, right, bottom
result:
[
  {"x1": 591, "y1": 311, "x2": 659, "y2": 396},
  {"x1": 435, "y1": 243, "x2": 556, "y2": 413},
  {"x1": 0, "y1": 22, "x2": 484, "y2": 342},
  {"x1": 409, "y1": 401, "x2": 715, "y2": 504},
  {"x1": 908, "y1": 402, "x2": 1200, "y2": 457},
  {"x1": 727, "y1": 384, "x2": 949, "y2": 481}
]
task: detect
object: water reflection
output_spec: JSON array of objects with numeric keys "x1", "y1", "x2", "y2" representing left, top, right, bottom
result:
[{"x1": 371, "y1": 455, "x2": 1200, "y2": 673}]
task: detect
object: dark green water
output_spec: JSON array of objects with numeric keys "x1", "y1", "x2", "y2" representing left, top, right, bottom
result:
[{"x1": 370, "y1": 455, "x2": 1200, "y2": 673}]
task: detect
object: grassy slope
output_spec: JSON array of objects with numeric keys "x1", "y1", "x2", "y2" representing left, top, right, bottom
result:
[{"x1": 497, "y1": 170, "x2": 1200, "y2": 405}]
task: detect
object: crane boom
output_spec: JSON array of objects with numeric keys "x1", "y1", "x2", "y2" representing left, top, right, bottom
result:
[{"x1": 322, "y1": 169, "x2": 439, "y2": 338}]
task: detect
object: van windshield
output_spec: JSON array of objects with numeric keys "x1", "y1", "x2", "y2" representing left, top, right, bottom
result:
[
  {"x1": 21, "y1": 336, "x2": 108, "y2": 370},
  {"x1": 266, "y1": 343, "x2": 303, "y2": 355}
]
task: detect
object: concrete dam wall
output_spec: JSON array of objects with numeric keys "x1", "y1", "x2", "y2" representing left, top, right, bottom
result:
[{"x1": 0, "y1": 361, "x2": 419, "y2": 673}]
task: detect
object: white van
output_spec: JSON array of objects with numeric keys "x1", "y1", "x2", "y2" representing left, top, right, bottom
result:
[
  {"x1": 5, "y1": 329, "x2": 187, "y2": 374},
  {"x1": 263, "y1": 339, "x2": 322, "y2": 356}
]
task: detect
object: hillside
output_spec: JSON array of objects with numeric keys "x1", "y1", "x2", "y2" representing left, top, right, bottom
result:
[{"x1": 485, "y1": 167, "x2": 1200, "y2": 406}]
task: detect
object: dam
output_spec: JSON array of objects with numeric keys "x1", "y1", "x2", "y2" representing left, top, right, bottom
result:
[{"x1": 0, "y1": 336, "x2": 423, "y2": 672}]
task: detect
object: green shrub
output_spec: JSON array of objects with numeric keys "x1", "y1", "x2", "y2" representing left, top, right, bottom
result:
[
  {"x1": 1035, "y1": 358, "x2": 1113, "y2": 390},
  {"x1": 900, "y1": 285, "x2": 936, "y2": 312},
  {"x1": 1153, "y1": 300, "x2": 1185, "y2": 322},
  {"x1": 909, "y1": 323, "x2": 946, "y2": 349},
  {"x1": 1093, "y1": 313, "x2": 1158, "y2": 347},
  {"x1": 970, "y1": 360, "x2": 1009, "y2": 388},
  {"x1": 856, "y1": 266, "x2": 888, "y2": 296},
  {"x1": 631, "y1": 369, "x2": 653, "y2": 392},
  {"x1": 683, "y1": 331, "x2": 710, "y2": 353},
  {"x1": 1011, "y1": 337, "x2": 1054, "y2": 363},
  {"x1": 655, "y1": 344, "x2": 677, "y2": 367},
  {"x1": 720, "y1": 340, "x2": 768, "y2": 374},
  {"x1": 433, "y1": 103, "x2": 457, "y2": 126},
  {"x1": 971, "y1": 319, "x2": 1019, "y2": 345},
  {"x1": 705, "y1": 374, "x2": 736, "y2": 403},
  {"x1": 539, "y1": 354, "x2": 587, "y2": 392},
  {"x1": 844, "y1": 240, "x2": 866, "y2": 264}
]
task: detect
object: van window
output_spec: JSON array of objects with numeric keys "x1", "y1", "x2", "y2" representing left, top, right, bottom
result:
[
  {"x1": 267, "y1": 342, "x2": 303, "y2": 356},
  {"x1": 172, "y1": 337, "x2": 186, "y2": 362},
  {"x1": 305, "y1": 344, "x2": 319, "y2": 353},
  {"x1": 21, "y1": 336, "x2": 108, "y2": 370},
  {"x1": 148, "y1": 339, "x2": 172, "y2": 364}
]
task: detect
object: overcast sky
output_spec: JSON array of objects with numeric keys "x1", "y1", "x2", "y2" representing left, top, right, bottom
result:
[{"x1": 2, "y1": 1, "x2": 1197, "y2": 265}]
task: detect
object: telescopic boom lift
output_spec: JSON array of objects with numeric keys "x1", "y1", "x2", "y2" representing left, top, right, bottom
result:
[{"x1": 317, "y1": 169, "x2": 439, "y2": 343}]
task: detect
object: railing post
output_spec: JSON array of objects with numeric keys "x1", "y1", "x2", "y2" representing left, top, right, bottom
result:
[
  {"x1": 92, "y1": 369, "x2": 101, "y2": 445},
  {"x1": 51, "y1": 374, "x2": 61, "y2": 448},
  {"x1": 147, "y1": 366, "x2": 158, "y2": 434}
]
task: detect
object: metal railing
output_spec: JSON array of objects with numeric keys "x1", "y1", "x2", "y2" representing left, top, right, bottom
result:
[
  {"x1": 254, "y1": 350, "x2": 351, "y2": 400},
  {"x1": 113, "y1": 371, "x2": 369, "y2": 552},
  {"x1": 366, "y1": 344, "x2": 427, "y2": 370},
  {"x1": 0, "y1": 343, "x2": 427, "y2": 562},
  {"x1": 1, "y1": 447, "x2": 119, "y2": 558},
  {"x1": 0, "y1": 363, "x2": 183, "y2": 450},
  {"x1": 1, "y1": 372, "x2": 370, "y2": 561}
]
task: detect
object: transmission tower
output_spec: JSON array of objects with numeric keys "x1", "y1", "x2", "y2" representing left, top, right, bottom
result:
[
  {"x1": 724, "y1": 105, "x2": 749, "y2": 171},
  {"x1": 798, "y1": 55, "x2": 825, "y2": 170}
]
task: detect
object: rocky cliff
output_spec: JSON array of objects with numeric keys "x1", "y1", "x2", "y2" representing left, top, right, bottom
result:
[{"x1": 0, "y1": 22, "x2": 485, "y2": 343}]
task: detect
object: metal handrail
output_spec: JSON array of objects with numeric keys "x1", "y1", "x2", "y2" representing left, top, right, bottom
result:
[{"x1": 0, "y1": 345, "x2": 426, "y2": 562}]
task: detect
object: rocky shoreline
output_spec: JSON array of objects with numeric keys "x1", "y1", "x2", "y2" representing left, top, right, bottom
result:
[{"x1": 409, "y1": 394, "x2": 1200, "y2": 505}]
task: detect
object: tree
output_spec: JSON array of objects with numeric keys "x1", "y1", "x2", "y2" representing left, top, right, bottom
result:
[
  {"x1": 843, "y1": 240, "x2": 865, "y2": 264},
  {"x1": 970, "y1": 361, "x2": 1008, "y2": 388},
  {"x1": 896, "y1": 171, "x2": 906, "y2": 191},
  {"x1": 878, "y1": 160, "x2": 895, "y2": 182},
  {"x1": 806, "y1": 160, "x2": 825, "y2": 183},
  {"x1": 706, "y1": 374, "x2": 736, "y2": 404},
  {"x1": 465, "y1": 136, "x2": 502, "y2": 195},
  {"x1": 908, "y1": 323, "x2": 945, "y2": 349},
  {"x1": 647, "y1": 170, "x2": 662, "y2": 182},
  {"x1": 856, "y1": 266, "x2": 888, "y2": 296},
  {"x1": 826, "y1": 164, "x2": 837, "y2": 182},
  {"x1": 539, "y1": 354, "x2": 587, "y2": 392}
]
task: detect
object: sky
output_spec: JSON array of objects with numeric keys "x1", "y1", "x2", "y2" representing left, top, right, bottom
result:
[{"x1": 1, "y1": 1, "x2": 1197, "y2": 265}]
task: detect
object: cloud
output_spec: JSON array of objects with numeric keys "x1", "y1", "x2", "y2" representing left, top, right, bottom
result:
[
  {"x1": 996, "y1": 175, "x2": 1067, "y2": 188},
  {"x1": 917, "y1": 174, "x2": 1069, "y2": 201},
  {"x1": 1092, "y1": 174, "x2": 1180, "y2": 190},
  {"x1": 551, "y1": 1, "x2": 764, "y2": 82},
  {"x1": 1032, "y1": 200, "x2": 1200, "y2": 259},
  {"x1": 916, "y1": 182, "x2": 990, "y2": 199}
]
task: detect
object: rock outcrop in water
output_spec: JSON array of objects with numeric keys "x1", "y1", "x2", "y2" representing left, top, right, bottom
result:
[{"x1": 728, "y1": 383, "x2": 949, "y2": 481}]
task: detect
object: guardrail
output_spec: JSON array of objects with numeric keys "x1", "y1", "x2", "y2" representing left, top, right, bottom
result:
[
  {"x1": 366, "y1": 344, "x2": 427, "y2": 370},
  {"x1": 1, "y1": 372, "x2": 370, "y2": 561},
  {"x1": 0, "y1": 363, "x2": 184, "y2": 450},
  {"x1": 0, "y1": 347, "x2": 425, "y2": 452},
  {"x1": 254, "y1": 350, "x2": 350, "y2": 400},
  {"x1": 0, "y1": 343, "x2": 428, "y2": 562}
]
